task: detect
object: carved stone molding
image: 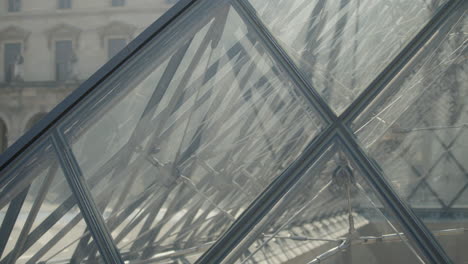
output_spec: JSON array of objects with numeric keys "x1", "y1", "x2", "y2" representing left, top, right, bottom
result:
[
  {"x1": 45, "y1": 23, "x2": 81, "y2": 49},
  {"x1": 97, "y1": 21, "x2": 136, "y2": 47},
  {"x1": 0, "y1": 26, "x2": 31, "y2": 49}
]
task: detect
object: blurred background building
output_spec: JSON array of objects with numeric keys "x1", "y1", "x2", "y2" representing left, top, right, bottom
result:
[{"x1": 0, "y1": 0, "x2": 175, "y2": 151}]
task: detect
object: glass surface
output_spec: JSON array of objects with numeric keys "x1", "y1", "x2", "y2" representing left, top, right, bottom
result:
[
  {"x1": 248, "y1": 0, "x2": 447, "y2": 114},
  {"x1": 227, "y1": 144, "x2": 423, "y2": 264},
  {"x1": 353, "y1": 12, "x2": 468, "y2": 262},
  {"x1": 0, "y1": 0, "x2": 175, "y2": 152},
  {"x1": 60, "y1": 1, "x2": 326, "y2": 263},
  {"x1": 0, "y1": 140, "x2": 101, "y2": 263}
]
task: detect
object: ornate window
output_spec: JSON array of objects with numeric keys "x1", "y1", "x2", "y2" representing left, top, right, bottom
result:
[
  {"x1": 55, "y1": 40, "x2": 74, "y2": 81},
  {"x1": 45, "y1": 24, "x2": 81, "y2": 81},
  {"x1": 111, "y1": 0, "x2": 125, "y2": 7},
  {"x1": 0, "y1": 26, "x2": 29, "y2": 82},
  {"x1": 97, "y1": 21, "x2": 135, "y2": 49},
  {"x1": 58, "y1": 0, "x2": 72, "y2": 9},
  {"x1": 3, "y1": 42, "x2": 22, "y2": 82},
  {"x1": 7, "y1": 0, "x2": 20, "y2": 12}
]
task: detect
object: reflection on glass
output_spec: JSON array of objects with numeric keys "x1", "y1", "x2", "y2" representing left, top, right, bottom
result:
[
  {"x1": 0, "y1": 0, "x2": 175, "y2": 151},
  {"x1": 228, "y1": 144, "x2": 423, "y2": 264},
  {"x1": 248, "y1": 0, "x2": 447, "y2": 114},
  {"x1": 61, "y1": 2, "x2": 325, "y2": 263},
  {"x1": 0, "y1": 140, "x2": 101, "y2": 263},
  {"x1": 353, "y1": 12, "x2": 468, "y2": 263}
]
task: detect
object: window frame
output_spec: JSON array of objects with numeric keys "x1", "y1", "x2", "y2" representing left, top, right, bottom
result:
[
  {"x1": 54, "y1": 39, "x2": 74, "y2": 82},
  {"x1": 7, "y1": 0, "x2": 21, "y2": 12},
  {"x1": 57, "y1": 0, "x2": 72, "y2": 9},
  {"x1": 111, "y1": 0, "x2": 125, "y2": 7},
  {"x1": 3, "y1": 41, "x2": 22, "y2": 83}
]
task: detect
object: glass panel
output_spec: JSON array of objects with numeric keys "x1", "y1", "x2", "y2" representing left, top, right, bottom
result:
[
  {"x1": 352, "y1": 12, "x2": 468, "y2": 263},
  {"x1": 60, "y1": 1, "x2": 326, "y2": 263},
  {"x1": 0, "y1": 140, "x2": 102, "y2": 263},
  {"x1": 248, "y1": 0, "x2": 447, "y2": 114},
  {"x1": 227, "y1": 144, "x2": 424, "y2": 264}
]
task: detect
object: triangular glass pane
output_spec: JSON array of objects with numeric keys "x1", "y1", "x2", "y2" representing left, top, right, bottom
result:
[
  {"x1": 0, "y1": 140, "x2": 102, "y2": 263},
  {"x1": 56, "y1": 2, "x2": 326, "y2": 262},
  {"x1": 452, "y1": 187, "x2": 468, "y2": 208},
  {"x1": 248, "y1": 0, "x2": 447, "y2": 114},
  {"x1": 226, "y1": 143, "x2": 424, "y2": 264},
  {"x1": 450, "y1": 129, "x2": 468, "y2": 172},
  {"x1": 426, "y1": 154, "x2": 467, "y2": 205},
  {"x1": 408, "y1": 182, "x2": 444, "y2": 209},
  {"x1": 352, "y1": 12, "x2": 468, "y2": 263}
]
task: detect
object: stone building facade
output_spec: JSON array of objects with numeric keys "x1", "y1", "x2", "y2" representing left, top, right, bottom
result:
[{"x1": 0, "y1": 0, "x2": 174, "y2": 151}]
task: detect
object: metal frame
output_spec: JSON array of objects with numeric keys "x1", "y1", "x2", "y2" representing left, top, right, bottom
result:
[
  {"x1": 196, "y1": 1, "x2": 464, "y2": 263},
  {"x1": 0, "y1": 0, "x2": 465, "y2": 263}
]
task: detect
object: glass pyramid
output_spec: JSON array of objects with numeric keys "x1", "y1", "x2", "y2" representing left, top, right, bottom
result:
[{"x1": 0, "y1": 0, "x2": 466, "y2": 263}]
